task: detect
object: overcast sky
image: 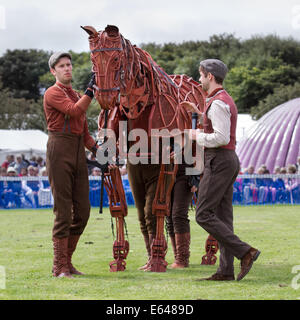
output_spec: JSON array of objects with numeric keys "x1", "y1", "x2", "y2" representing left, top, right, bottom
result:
[{"x1": 1, "y1": 0, "x2": 300, "y2": 56}]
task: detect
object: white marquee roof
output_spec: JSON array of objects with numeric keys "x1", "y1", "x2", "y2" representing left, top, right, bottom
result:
[{"x1": 0, "y1": 130, "x2": 48, "y2": 163}]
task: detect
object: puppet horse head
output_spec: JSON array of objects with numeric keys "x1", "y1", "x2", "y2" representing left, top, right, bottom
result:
[{"x1": 81, "y1": 25, "x2": 148, "y2": 115}]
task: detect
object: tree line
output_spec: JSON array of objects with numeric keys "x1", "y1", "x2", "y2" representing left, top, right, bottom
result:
[{"x1": 1, "y1": 33, "x2": 300, "y2": 132}]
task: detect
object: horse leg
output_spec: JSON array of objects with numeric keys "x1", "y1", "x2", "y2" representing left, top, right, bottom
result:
[
  {"x1": 149, "y1": 163, "x2": 178, "y2": 272},
  {"x1": 104, "y1": 167, "x2": 129, "y2": 272},
  {"x1": 109, "y1": 216, "x2": 129, "y2": 272}
]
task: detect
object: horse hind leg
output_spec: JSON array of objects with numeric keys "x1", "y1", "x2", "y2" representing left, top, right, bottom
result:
[{"x1": 149, "y1": 163, "x2": 178, "y2": 272}]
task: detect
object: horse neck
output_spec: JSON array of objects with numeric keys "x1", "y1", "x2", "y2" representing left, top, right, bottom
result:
[{"x1": 123, "y1": 44, "x2": 176, "y2": 101}]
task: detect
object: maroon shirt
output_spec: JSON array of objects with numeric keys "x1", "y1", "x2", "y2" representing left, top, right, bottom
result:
[{"x1": 43, "y1": 82, "x2": 96, "y2": 151}]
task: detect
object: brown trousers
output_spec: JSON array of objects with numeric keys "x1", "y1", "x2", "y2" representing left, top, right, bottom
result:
[
  {"x1": 166, "y1": 164, "x2": 193, "y2": 236},
  {"x1": 46, "y1": 132, "x2": 90, "y2": 238},
  {"x1": 196, "y1": 148, "x2": 251, "y2": 275}
]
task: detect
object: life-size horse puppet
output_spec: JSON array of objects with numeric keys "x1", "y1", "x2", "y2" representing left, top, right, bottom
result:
[{"x1": 81, "y1": 25, "x2": 218, "y2": 272}]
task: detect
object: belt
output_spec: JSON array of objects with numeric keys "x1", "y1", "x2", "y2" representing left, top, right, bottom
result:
[{"x1": 205, "y1": 147, "x2": 235, "y2": 153}]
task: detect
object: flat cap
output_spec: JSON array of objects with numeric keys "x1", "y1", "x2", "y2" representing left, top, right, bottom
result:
[
  {"x1": 200, "y1": 59, "x2": 228, "y2": 80},
  {"x1": 48, "y1": 52, "x2": 72, "y2": 69}
]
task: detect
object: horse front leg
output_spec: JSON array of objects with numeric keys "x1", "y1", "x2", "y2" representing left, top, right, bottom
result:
[
  {"x1": 149, "y1": 163, "x2": 178, "y2": 272},
  {"x1": 104, "y1": 167, "x2": 129, "y2": 272},
  {"x1": 110, "y1": 215, "x2": 129, "y2": 272}
]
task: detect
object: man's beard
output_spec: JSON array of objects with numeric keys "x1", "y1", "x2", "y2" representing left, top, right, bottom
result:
[{"x1": 201, "y1": 83, "x2": 209, "y2": 92}]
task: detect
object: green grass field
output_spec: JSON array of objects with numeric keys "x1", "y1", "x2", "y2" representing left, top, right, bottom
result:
[{"x1": 0, "y1": 205, "x2": 299, "y2": 300}]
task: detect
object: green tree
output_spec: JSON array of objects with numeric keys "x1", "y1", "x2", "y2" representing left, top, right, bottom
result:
[
  {"x1": 72, "y1": 63, "x2": 93, "y2": 91},
  {"x1": 173, "y1": 56, "x2": 199, "y2": 80},
  {"x1": 0, "y1": 82, "x2": 46, "y2": 130},
  {"x1": 251, "y1": 82, "x2": 300, "y2": 119},
  {"x1": 224, "y1": 57, "x2": 300, "y2": 113},
  {"x1": 86, "y1": 100, "x2": 101, "y2": 135},
  {"x1": 0, "y1": 49, "x2": 50, "y2": 100}
]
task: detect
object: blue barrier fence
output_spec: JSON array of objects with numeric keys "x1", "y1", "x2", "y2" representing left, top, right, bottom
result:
[{"x1": 0, "y1": 174, "x2": 299, "y2": 209}]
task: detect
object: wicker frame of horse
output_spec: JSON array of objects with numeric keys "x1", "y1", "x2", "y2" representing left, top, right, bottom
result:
[{"x1": 82, "y1": 25, "x2": 218, "y2": 272}]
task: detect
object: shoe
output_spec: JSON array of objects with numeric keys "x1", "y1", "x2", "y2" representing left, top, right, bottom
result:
[
  {"x1": 237, "y1": 247, "x2": 260, "y2": 281},
  {"x1": 197, "y1": 272, "x2": 235, "y2": 281}
]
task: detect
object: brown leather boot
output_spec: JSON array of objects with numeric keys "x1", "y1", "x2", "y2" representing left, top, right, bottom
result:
[
  {"x1": 170, "y1": 233, "x2": 190, "y2": 269},
  {"x1": 52, "y1": 237, "x2": 73, "y2": 278},
  {"x1": 68, "y1": 234, "x2": 84, "y2": 275},
  {"x1": 170, "y1": 234, "x2": 177, "y2": 261},
  {"x1": 138, "y1": 233, "x2": 152, "y2": 270}
]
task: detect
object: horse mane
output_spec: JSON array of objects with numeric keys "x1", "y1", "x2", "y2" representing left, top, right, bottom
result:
[{"x1": 121, "y1": 35, "x2": 178, "y2": 100}]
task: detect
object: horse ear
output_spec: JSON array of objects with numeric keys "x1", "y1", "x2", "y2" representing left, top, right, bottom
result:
[
  {"x1": 105, "y1": 25, "x2": 119, "y2": 37},
  {"x1": 81, "y1": 26, "x2": 98, "y2": 37}
]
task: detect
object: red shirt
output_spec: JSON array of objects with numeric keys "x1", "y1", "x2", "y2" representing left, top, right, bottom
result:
[
  {"x1": 1, "y1": 161, "x2": 9, "y2": 169},
  {"x1": 43, "y1": 82, "x2": 96, "y2": 151}
]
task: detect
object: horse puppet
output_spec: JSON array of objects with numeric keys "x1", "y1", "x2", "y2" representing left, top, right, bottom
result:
[{"x1": 81, "y1": 25, "x2": 218, "y2": 272}]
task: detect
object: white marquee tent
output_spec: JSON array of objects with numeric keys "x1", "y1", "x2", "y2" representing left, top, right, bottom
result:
[
  {"x1": 0, "y1": 130, "x2": 48, "y2": 164},
  {"x1": 236, "y1": 114, "x2": 257, "y2": 144}
]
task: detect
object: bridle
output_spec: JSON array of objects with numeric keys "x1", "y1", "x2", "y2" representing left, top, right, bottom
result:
[
  {"x1": 90, "y1": 46, "x2": 123, "y2": 101},
  {"x1": 90, "y1": 32, "x2": 151, "y2": 118}
]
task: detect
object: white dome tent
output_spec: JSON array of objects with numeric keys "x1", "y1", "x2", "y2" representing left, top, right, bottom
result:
[{"x1": 236, "y1": 98, "x2": 300, "y2": 173}]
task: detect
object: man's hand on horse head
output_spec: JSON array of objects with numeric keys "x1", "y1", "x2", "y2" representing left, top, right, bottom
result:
[{"x1": 180, "y1": 101, "x2": 201, "y2": 114}]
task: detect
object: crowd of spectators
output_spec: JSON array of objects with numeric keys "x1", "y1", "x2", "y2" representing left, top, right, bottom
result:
[
  {"x1": 0, "y1": 154, "x2": 51, "y2": 209},
  {"x1": 1, "y1": 153, "x2": 299, "y2": 209},
  {"x1": 0, "y1": 152, "x2": 132, "y2": 209},
  {"x1": 233, "y1": 158, "x2": 300, "y2": 205}
]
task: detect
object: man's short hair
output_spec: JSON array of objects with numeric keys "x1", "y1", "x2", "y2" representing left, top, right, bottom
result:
[
  {"x1": 199, "y1": 59, "x2": 228, "y2": 84},
  {"x1": 48, "y1": 52, "x2": 72, "y2": 69}
]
